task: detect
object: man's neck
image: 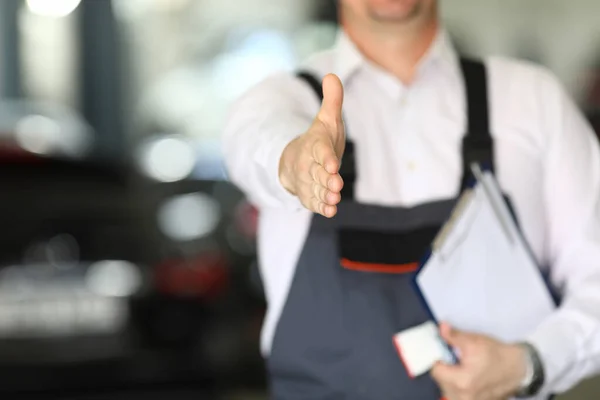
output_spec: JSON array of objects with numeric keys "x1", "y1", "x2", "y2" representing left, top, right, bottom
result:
[{"x1": 342, "y1": 18, "x2": 439, "y2": 84}]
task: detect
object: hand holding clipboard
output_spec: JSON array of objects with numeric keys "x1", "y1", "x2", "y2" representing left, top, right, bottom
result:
[{"x1": 394, "y1": 164, "x2": 556, "y2": 379}]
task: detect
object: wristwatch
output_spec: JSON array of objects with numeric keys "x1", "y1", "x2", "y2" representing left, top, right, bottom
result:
[{"x1": 515, "y1": 342, "x2": 545, "y2": 398}]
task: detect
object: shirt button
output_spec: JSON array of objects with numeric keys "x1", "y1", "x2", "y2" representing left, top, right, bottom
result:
[{"x1": 407, "y1": 161, "x2": 416, "y2": 171}]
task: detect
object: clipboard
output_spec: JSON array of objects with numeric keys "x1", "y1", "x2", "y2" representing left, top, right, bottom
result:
[{"x1": 395, "y1": 164, "x2": 557, "y2": 378}]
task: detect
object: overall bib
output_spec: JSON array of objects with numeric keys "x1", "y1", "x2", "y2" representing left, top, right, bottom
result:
[{"x1": 268, "y1": 60, "x2": 501, "y2": 399}]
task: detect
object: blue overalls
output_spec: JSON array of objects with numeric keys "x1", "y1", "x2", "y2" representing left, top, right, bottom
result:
[{"x1": 267, "y1": 60, "x2": 499, "y2": 399}]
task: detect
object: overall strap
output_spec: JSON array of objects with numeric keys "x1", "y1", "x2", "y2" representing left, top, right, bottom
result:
[
  {"x1": 296, "y1": 71, "x2": 356, "y2": 200},
  {"x1": 459, "y1": 58, "x2": 495, "y2": 190}
]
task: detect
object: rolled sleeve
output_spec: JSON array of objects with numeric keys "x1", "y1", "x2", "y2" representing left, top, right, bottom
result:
[
  {"x1": 530, "y1": 69, "x2": 600, "y2": 394},
  {"x1": 223, "y1": 72, "x2": 320, "y2": 210},
  {"x1": 256, "y1": 123, "x2": 302, "y2": 210},
  {"x1": 528, "y1": 302, "x2": 600, "y2": 393}
]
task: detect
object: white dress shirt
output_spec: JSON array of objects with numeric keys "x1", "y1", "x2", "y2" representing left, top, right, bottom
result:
[{"x1": 222, "y1": 29, "x2": 600, "y2": 394}]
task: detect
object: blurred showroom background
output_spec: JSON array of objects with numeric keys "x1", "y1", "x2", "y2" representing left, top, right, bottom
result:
[{"x1": 0, "y1": 0, "x2": 598, "y2": 398}]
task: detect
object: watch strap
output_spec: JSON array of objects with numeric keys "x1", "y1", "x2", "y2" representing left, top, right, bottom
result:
[{"x1": 515, "y1": 342, "x2": 545, "y2": 398}]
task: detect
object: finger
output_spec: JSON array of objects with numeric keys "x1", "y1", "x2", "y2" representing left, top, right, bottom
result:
[
  {"x1": 308, "y1": 196, "x2": 337, "y2": 218},
  {"x1": 307, "y1": 171, "x2": 342, "y2": 205},
  {"x1": 309, "y1": 162, "x2": 331, "y2": 188},
  {"x1": 434, "y1": 360, "x2": 483, "y2": 400},
  {"x1": 313, "y1": 183, "x2": 341, "y2": 205},
  {"x1": 308, "y1": 196, "x2": 324, "y2": 216},
  {"x1": 312, "y1": 138, "x2": 339, "y2": 174},
  {"x1": 431, "y1": 361, "x2": 462, "y2": 385},
  {"x1": 439, "y1": 387, "x2": 459, "y2": 400},
  {"x1": 311, "y1": 181, "x2": 329, "y2": 204},
  {"x1": 328, "y1": 173, "x2": 344, "y2": 193},
  {"x1": 323, "y1": 204, "x2": 337, "y2": 218},
  {"x1": 439, "y1": 322, "x2": 471, "y2": 353},
  {"x1": 308, "y1": 163, "x2": 344, "y2": 197},
  {"x1": 317, "y1": 74, "x2": 344, "y2": 129}
]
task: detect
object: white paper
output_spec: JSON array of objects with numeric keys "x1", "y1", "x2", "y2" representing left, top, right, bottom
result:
[
  {"x1": 415, "y1": 171, "x2": 556, "y2": 343},
  {"x1": 393, "y1": 321, "x2": 454, "y2": 378}
]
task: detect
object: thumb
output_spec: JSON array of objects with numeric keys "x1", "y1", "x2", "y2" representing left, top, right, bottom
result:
[{"x1": 317, "y1": 74, "x2": 344, "y2": 129}]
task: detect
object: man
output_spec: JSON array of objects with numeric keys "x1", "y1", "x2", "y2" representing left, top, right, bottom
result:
[{"x1": 223, "y1": 0, "x2": 600, "y2": 398}]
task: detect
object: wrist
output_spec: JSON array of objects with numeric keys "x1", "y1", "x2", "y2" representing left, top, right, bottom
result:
[
  {"x1": 515, "y1": 342, "x2": 545, "y2": 398},
  {"x1": 278, "y1": 140, "x2": 298, "y2": 196},
  {"x1": 518, "y1": 344, "x2": 535, "y2": 390},
  {"x1": 505, "y1": 343, "x2": 530, "y2": 395}
]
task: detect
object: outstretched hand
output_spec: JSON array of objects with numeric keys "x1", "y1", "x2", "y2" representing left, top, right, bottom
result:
[{"x1": 279, "y1": 74, "x2": 346, "y2": 218}]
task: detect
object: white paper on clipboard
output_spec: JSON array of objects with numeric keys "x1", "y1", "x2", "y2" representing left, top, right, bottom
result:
[{"x1": 415, "y1": 165, "x2": 556, "y2": 343}]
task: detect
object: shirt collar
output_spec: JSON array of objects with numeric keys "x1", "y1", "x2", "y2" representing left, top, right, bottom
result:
[
  {"x1": 420, "y1": 28, "x2": 460, "y2": 77},
  {"x1": 332, "y1": 27, "x2": 461, "y2": 96},
  {"x1": 332, "y1": 30, "x2": 365, "y2": 86}
]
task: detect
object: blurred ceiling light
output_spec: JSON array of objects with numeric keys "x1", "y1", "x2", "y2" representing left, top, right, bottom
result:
[
  {"x1": 85, "y1": 260, "x2": 142, "y2": 298},
  {"x1": 154, "y1": 0, "x2": 191, "y2": 12},
  {"x1": 158, "y1": 193, "x2": 221, "y2": 241},
  {"x1": 26, "y1": 0, "x2": 82, "y2": 18},
  {"x1": 141, "y1": 68, "x2": 209, "y2": 130},
  {"x1": 138, "y1": 135, "x2": 196, "y2": 182},
  {"x1": 191, "y1": 138, "x2": 228, "y2": 180},
  {"x1": 212, "y1": 29, "x2": 296, "y2": 100},
  {"x1": 15, "y1": 114, "x2": 61, "y2": 155},
  {"x1": 113, "y1": 0, "x2": 191, "y2": 19}
]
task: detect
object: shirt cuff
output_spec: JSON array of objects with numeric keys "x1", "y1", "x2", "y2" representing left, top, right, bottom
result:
[
  {"x1": 260, "y1": 131, "x2": 304, "y2": 210},
  {"x1": 526, "y1": 309, "x2": 582, "y2": 394}
]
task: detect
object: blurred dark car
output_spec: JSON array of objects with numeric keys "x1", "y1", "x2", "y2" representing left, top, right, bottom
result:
[{"x1": 0, "y1": 101, "x2": 265, "y2": 398}]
